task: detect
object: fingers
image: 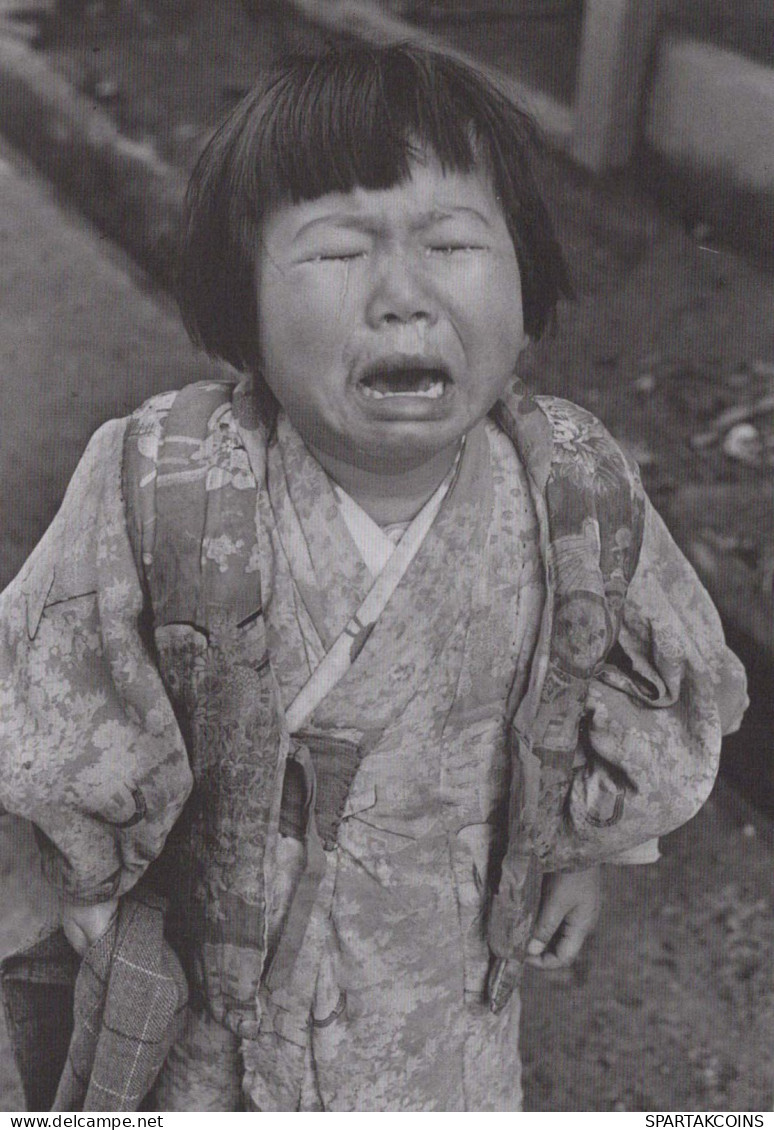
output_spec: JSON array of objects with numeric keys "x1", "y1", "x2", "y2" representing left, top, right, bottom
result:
[
  {"x1": 62, "y1": 916, "x2": 89, "y2": 956},
  {"x1": 62, "y1": 898, "x2": 119, "y2": 956},
  {"x1": 525, "y1": 905, "x2": 567, "y2": 961},
  {"x1": 525, "y1": 917, "x2": 588, "y2": 969},
  {"x1": 525, "y1": 868, "x2": 601, "y2": 970},
  {"x1": 524, "y1": 872, "x2": 573, "y2": 964}
]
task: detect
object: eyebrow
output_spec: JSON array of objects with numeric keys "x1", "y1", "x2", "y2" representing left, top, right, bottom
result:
[{"x1": 291, "y1": 206, "x2": 493, "y2": 243}]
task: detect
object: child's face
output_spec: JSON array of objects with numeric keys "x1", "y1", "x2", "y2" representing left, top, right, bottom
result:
[{"x1": 256, "y1": 154, "x2": 527, "y2": 472}]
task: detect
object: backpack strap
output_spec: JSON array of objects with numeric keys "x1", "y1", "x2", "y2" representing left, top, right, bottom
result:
[
  {"x1": 152, "y1": 381, "x2": 234, "y2": 626},
  {"x1": 487, "y1": 385, "x2": 646, "y2": 1010},
  {"x1": 123, "y1": 384, "x2": 285, "y2": 1034},
  {"x1": 123, "y1": 380, "x2": 261, "y2": 630}
]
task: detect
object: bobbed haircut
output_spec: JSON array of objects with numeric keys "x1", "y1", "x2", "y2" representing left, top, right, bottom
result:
[{"x1": 178, "y1": 40, "x2": 573, "y2": 378}]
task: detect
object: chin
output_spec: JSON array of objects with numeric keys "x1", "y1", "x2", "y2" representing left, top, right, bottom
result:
[{"x1": 362, "y1": 425, "x2": 465, "y2": 468}]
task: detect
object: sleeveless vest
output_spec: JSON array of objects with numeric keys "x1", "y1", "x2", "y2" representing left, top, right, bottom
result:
[{"x1": 122, "y1": 379, "x2": 645, "y2": 1028}]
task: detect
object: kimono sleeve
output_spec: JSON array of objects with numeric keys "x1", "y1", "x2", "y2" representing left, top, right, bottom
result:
[
  {"x1": 550, "y1": 498, "x2": 748, "y2": 868},
  {"x1": 0, "y1": 419, "x2": 192, "y2": 905}
]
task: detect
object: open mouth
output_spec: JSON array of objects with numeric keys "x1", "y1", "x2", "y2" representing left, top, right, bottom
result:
[{"x1": 357, "y1": 361, "x2": 452, "y2": 401}]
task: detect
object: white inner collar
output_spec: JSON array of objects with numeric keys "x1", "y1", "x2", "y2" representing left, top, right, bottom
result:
[
  {"x1": 330, "y1": 440, "x2": 465, "y2": 578},
  {"x1": 331, "y1": 484, "x2": 408, "y2": 576}
]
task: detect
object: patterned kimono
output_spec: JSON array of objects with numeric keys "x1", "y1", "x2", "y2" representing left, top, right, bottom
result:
[{"x1": 0, "y1": 382, "x2": 747, "y2": 1111}]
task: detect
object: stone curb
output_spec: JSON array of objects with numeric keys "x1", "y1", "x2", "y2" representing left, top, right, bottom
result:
[
  {"x1": 648, "y1": 37, "x2": 774, "y2": 195},
  {"x1": 0, "y1": 30, "x2": 187, "y2": 289}
]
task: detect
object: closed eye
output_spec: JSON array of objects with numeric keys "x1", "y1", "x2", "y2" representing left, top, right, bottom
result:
[
  {"x1": 426, "y1": 244, "x2": 486, "y2": 256},
  {"x1": 306, "y1": 251, "x2": 368, "y2": 263}
]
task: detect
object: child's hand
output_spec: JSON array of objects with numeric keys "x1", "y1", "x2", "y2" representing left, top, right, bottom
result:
[
  {"x1": 61, "y1": 897, "x2": 119, "y2": 956},
  {"x1": 525, "y1": 866, "x2": 601, "y2": 969}
]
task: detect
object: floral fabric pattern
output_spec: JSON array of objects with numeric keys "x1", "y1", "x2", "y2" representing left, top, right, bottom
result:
[{"x1": 0, "y1": 380, "x2": 747, "y2": 1111}]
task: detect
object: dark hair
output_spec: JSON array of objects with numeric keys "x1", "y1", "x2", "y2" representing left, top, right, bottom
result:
[{"x1": 178, "y1": 40, "x2": 573, "y2": 381}]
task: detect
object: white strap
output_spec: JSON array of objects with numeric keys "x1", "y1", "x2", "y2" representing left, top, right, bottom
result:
[{"x1": 285, "y1": 454, "x2": 460, "y2": 734}]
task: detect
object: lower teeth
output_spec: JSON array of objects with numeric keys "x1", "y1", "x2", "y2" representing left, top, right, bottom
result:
[{"x1": 362, "y1": 381, "x2": 445, "y2": 400}]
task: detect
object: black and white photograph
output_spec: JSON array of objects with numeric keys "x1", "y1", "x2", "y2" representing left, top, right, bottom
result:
[{"x1": 0, "y1": 0, "x2": 772, "y2": 1115}]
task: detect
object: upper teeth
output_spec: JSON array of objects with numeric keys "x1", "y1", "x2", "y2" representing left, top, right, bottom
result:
[{"x1": 362, "y1": 380, "x2": 446, "y2": 400}]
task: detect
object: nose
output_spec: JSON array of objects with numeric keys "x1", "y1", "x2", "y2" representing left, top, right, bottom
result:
[{"x1": 365, "y1": 249, "x2": 437, "y2": 328}]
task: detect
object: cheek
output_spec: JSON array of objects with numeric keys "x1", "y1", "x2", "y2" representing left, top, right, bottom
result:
[
  {"x1": 487, "y1": 257, "x2": 526, "y2": 328},
  {"x1": 259, "y1": 270, "x2": 355, "y2": 362},
  {"x1": 447, "y1": 257, "x2": 525, "y2": 343},
  {"x1": 257, "y1": 280, "x2": 357, "y2": 415}
]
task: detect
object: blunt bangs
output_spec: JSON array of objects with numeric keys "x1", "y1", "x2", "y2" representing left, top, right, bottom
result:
[
  {"x1": 177, "y1": 41, "x2": 573, "y2": 376},
  {"x1": 257, "y1": 48, "x2": 485, "y2": 204}
]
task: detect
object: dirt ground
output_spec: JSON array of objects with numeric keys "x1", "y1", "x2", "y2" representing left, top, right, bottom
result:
[{"x1": 1, "y1": 0, "x2": 773, "y2": 1112}]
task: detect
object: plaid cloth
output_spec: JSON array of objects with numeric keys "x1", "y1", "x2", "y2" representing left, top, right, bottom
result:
[{"x1": 2, "y1": 891, "x2": 188, "y2": 1111}]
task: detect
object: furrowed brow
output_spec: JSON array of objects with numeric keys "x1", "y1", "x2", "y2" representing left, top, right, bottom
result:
[
  {"x1": 412, "y1": 208, "x2": 492, "y2": 231},
  {"x1": 291, "y1": 215, "x2": 376, "y2": 243}
]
